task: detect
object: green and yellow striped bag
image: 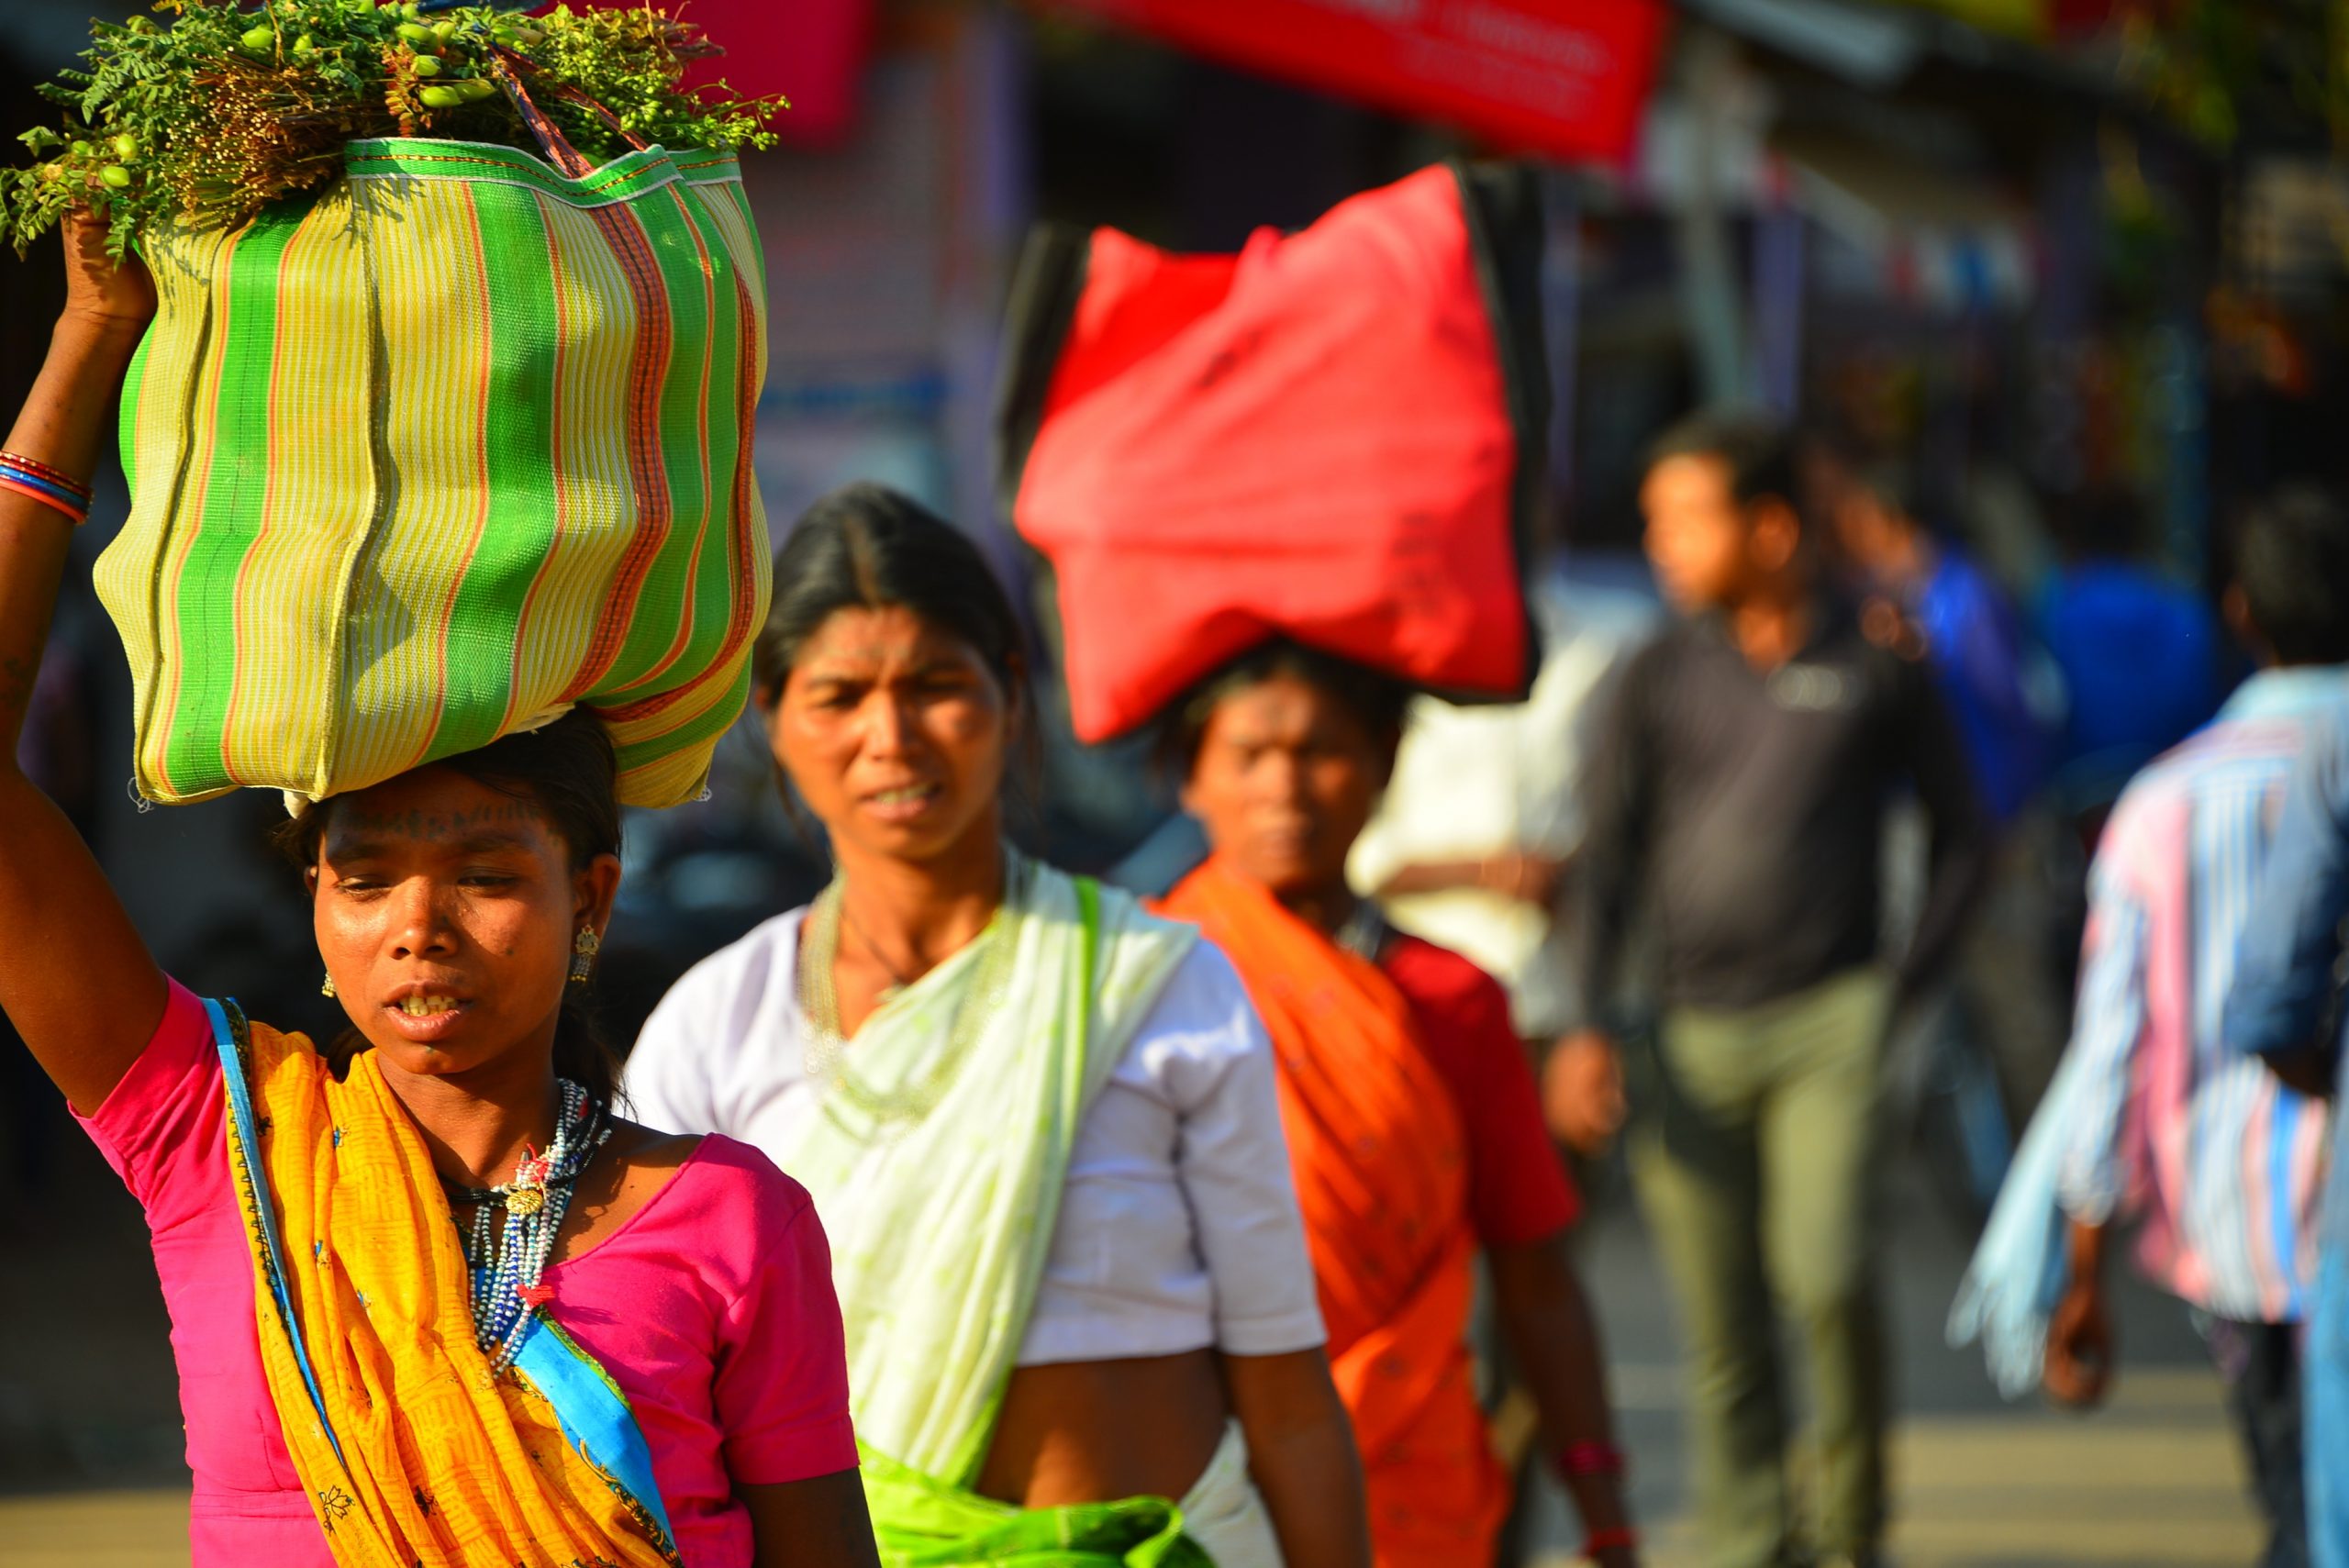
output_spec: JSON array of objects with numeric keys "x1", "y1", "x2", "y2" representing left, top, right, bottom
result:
[{"x1": 95, "y1": 137, "x2": 771, "y2": 808}]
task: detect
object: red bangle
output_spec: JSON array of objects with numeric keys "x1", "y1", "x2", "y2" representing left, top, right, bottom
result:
[
  {"x1": 1584, "y1": 1525, "x2": 1640, "y2": 1556},
  {"x1": 0, "y1": 473, "x2": 86, "y2": 525},
  {"x1": 0, "y1": 450, "x2": 92, "y2": 498},
  {"x1": 1559, "y1": 1440, "x2": 1627, "y2": 1477}
]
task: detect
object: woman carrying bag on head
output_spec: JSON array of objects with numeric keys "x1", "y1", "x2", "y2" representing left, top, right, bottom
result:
[
  {"x1": 625, "y1": 484, "x2": 1371, "y2": 1568},
  {"x1": 1155, "y1": 642, "x2": 1640, "y2": 1568},
  {"x1": 0, "y1": 216, "x2": 881, "y2": 1568},
  {"x1": 985, "y1": 153, "x2": 1620, "y2": 1568}
]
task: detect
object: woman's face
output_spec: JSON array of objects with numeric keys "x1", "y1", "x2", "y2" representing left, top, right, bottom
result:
[
  {"x1": 1182, "y1": 672, "x2": 1388, "y2": 901},
  {"x1": 310, "y1": 767, "x2": 618, "y2": 1083},
  {"x1": 770, "y1": 606, "x2": 1012, "y2": 868}
]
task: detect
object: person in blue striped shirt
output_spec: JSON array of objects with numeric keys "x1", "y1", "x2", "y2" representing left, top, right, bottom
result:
[
  {"x1": 2047, "y1": 488, "x2": 2349, "y2": 1568},
  {"x1": 2227, "y1": 706, "x2": 2349, "y2": 1568}
]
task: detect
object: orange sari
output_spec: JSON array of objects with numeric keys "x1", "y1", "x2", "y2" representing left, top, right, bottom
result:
[{"x1": 1159, "y1": 858, "x2": 1504, "y2": 1566}]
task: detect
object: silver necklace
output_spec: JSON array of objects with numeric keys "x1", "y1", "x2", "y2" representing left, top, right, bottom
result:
[
  {"x1": 798, "y1": 849, "x2": 1025, "y2": 1125},
  {"x1": 839, "y1": 899, "x2": 918, "y2": 1001}
]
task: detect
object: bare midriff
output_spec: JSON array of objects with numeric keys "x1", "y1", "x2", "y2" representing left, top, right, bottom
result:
[{"x1": 974, "y1": 1348, "x2": 1229, "y2": 1507}]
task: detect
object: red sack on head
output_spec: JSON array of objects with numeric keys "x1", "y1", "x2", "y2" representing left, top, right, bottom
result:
[{"x1": 996, "y1": 161, "x2": 1550, "y2": 744}]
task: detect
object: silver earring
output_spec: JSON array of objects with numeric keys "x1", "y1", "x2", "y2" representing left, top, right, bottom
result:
[{"x1": 569, "y1": 928, "x2": 601, "y2": 984}]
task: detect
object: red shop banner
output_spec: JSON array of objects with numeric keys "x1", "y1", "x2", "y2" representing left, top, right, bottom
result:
[
  {"x1": 568, "y1": 0, "x2": 873, "y2": 145},
  {"x1": 1050, "y1": 0, "x2": 1667, "y2": 165}
]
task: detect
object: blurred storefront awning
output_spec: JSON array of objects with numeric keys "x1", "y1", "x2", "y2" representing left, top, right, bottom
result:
[
  {"x1": 1041, "y1": 0, "x2": 1668, "y2": 165},
  {"x1": 1776, "y1": 126, "x2": 2033, "y2": 309},
  {"x1": 1882, "y1": 0, "x2": 2115, "y2": 40},
  {"x1": 1677, "y1": 0, "x2": 1927, "y2": 88},
  {"x1": 1679, "y1": 0, "x2": 2116, "y2": 88}
]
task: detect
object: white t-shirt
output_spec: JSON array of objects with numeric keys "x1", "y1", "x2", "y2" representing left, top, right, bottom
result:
[
  {"x1": 626, "y1": 909, "x2": 1327, "y2": 1367},
  {"x1": 1350, "y1": 563, "x2": 1659, "y2": 1037}
]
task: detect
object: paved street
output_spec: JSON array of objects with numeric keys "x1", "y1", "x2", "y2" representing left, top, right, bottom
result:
[
  {"x1": 1516, "y1": 1168, "x2": 2260, "y2": 1566},
  {"x1": 0, "y1": 1118, "x2": 2259, "y2": 1566}
]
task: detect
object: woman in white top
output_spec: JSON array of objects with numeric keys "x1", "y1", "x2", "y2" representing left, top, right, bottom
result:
[{"x1": 626, "y1": 484, "x2": 1369, "y2": 1568}]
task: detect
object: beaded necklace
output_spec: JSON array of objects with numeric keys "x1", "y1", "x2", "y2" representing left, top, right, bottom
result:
[{"x1": 445, "y1": 1078, "x2": 612, "y2": 1370}]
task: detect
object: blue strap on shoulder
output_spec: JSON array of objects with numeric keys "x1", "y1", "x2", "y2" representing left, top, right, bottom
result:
[
  {"x1": 206, "y1": 997, "x2": 345, "y2": 1469},
  {"x1": 514, "y1": 1318, "x2": 681, "y2": 1549}
]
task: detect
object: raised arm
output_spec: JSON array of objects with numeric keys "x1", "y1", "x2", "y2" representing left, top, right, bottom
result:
[{"x1": 0, "y1": 214, "x2": 166, "y2": 1112}]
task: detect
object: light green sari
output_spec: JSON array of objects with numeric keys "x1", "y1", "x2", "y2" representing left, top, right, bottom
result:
[{"x1": 778, "y1": 857, "x2": 1205, "y2": 1566}]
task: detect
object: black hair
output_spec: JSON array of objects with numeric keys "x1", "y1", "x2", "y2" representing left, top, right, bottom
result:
[
  {"x1": 753, "y1": 483, "x2": 1038, "y2": 827},
  {"x1": 1155, "y1": 639, "x2": 1411, "y2": 783},
  {"x1": 2231, "y1": 486, "x2": 2349, "y2": 666},
  {"x1": 1647, "y1": 409, "x2": 1804, "y2": 526},
  {"x1": 755, "y1": 482, "x2": 1030, "y2": 712},
  {"x1": 274, "y1": 708, "x2": 626, "y2": 1106}
]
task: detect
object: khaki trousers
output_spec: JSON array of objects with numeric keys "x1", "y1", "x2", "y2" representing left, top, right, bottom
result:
[{"x1": 1631, "y1": 968, "x2": 1894, "y2": 1568}]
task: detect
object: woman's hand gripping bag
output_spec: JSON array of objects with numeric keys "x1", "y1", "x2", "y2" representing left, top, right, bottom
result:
[
  {"x1": 996, "y1": 161, "x2": 1549, "y2": 742},
  {"x1": 97, "y1": 139, "x2": 771, "y2": 807}
]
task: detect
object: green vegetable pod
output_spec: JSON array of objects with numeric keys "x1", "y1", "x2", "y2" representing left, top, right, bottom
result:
[
  {"x1": 99, "y1": 163, "x2": 133, "y2": 189},
  {"x1": 410, "y1": 54, "x2": 443, "y2": 78},
  {"x1": 417, "y1": 84, "x2": 465, "y2": 109},
  {"x1": 112, "y1": 133, "x2": 140, "y2": 161}
]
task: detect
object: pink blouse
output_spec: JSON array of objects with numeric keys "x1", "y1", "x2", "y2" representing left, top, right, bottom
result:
[{"x1": 76, "y1": 981, "x2": 859, "y2": 1568}]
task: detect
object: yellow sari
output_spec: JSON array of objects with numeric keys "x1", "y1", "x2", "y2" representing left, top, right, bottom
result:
[{"x1": 210, "y1": 999, "x2": 682, "y2": 1568}]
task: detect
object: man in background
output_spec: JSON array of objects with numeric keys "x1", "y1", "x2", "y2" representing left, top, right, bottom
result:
[
  {"x1": 2228, "y1": 706, "x2": 2349, "y2": 1568},
  {"x1": 2037, "y1": 486, "x2": 2227, "y2": 835},
  {"x1": 1821, "y1": 455, "x2": 2054, "y2": 828},
  {"x1": 1823, "y1": 453, "x2": 2067, "y2": 1122},
  {"x1": 1553, "y1": 411, "x2": 1988, "y2": 1568},
  {"x1": 2043, "y1": 488, "x2": 2349, "y2": 1568}
]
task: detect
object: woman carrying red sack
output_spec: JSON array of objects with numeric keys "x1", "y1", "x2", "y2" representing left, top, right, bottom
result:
[
  {"x1": 1153, "y1": 640, "x2": 1640, "y2": 1568},
  {"x1": 0, "y1": 217, "x2": 880, "y2": 1568}
]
